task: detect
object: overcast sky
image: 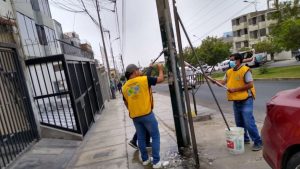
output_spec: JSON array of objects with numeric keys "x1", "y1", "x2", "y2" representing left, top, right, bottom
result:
[{"x1": 49, "y1": 0, "x2": 268, "y2": 69}]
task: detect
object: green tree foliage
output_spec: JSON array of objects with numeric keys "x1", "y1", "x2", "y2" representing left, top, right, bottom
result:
[
  {"x1": 198, "y1": 37, "x2": 232, "y2": 66},
  {"x1": 271, "y1": 19, "x2": 300, "y2": 50},
  {"x1": 269, "y1": 0, "x2": 300, "y2": 51},
  {"x1": 183, "y1": 36, "x2": 231, "y2": 66},
  {"x1": 253, "y1": 39, "x2": 282, "y2": 61},
  {"x1": 238, "y1": 47, "x2": 252, "y2": 52}
]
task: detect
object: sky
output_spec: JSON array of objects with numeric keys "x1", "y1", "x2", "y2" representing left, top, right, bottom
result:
[{"x1": 49, "y1": 0, "x2": 269, "y2": 69}]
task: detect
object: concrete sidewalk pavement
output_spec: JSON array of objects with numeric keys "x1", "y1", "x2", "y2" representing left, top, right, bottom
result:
[
  {"x1": 65, "y1": 93, "x2": 192, "y2": 169},
  {"x1": 153, "y1": 93, "x2": 271, "y2": 169},
  {"x1": 9, "y1": 92, "x2": 271, "y2": 169}
]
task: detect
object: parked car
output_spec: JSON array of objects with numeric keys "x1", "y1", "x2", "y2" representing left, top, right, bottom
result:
[
  {"x1": 219, "y1": 59, "x2": 230, "y2": 72},
  {"x1": 295, "y1": 54, "x2": 300, "y2": 61},
  {"x1": 261, "y1": 87, "x2": 300, "y2": 169}
]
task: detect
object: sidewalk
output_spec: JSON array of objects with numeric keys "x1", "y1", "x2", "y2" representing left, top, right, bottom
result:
[
  {"x1": 153, "y1": 93, "x2": 271, "y2": 169},
  {"x1": 9, "y1": 93, "x2": 271, "y2": 169},
  {"x1": 65, "y1": 94, "x2": 186, "y2": 169}
]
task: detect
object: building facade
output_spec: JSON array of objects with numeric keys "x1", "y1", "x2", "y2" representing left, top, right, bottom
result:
[{"x1": 231, "y1": 9, "x2": 277, "y2": 52}]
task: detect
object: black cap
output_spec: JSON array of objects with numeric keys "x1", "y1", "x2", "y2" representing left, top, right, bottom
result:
[
  {"x1": 125, "y1": 64, "x2": 138, "y2": 79},
  {"x1": 125, "y1": 64, "x2": 138, "y2": 74}
]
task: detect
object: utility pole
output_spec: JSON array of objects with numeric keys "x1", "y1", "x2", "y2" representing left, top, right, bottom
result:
[
  {"x1": 155, "y1": 0, "x2": 191, "y2": 154},
  {"x1": 105, "y1": 30, "x2": 117, "y2": 78},
  {"x1": 96, "y1": 0, "x2": 111, "y2": 79},
  {"x1": 172, "y1": 0, "x2": 199, "y2": 167}
]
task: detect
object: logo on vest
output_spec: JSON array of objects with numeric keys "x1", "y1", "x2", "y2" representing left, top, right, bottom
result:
[{"x1": 127, "y1": 85, "x2": 140, "y2": 97}]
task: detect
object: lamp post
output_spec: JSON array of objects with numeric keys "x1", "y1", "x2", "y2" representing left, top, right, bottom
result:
[{"x1": 244, "y1": 0, "x2": 260, "y2": 42}]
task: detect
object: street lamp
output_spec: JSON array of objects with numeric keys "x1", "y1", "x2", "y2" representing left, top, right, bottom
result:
[{"x1": 243, "y1": 0, "x2": 260, "y2": 41}]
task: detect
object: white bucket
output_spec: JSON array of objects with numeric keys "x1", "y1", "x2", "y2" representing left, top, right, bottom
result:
[{"x1": 225, "y1": 127, "x2": 245, "y2": 154}]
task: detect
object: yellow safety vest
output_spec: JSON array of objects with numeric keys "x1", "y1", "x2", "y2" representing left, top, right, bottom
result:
[
  {"x1": 226, "y1": 66, "x2": 256, "y2": 101},
  {"x1": 122, "y1": 76, "x2": 153, "y2": 118}
]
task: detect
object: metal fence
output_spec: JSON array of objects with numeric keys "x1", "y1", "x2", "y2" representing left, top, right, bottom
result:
[
  {"x1": 0, "y1": 47, "x2": 38, "y2": 168},
  {"x1": 25, "y1": 54, "x2": 104, "y2": 136}
]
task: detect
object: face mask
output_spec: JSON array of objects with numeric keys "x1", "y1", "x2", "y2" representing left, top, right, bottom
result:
[{"x1": 229, "y1": 60, "x2": 236, "y2": 68}]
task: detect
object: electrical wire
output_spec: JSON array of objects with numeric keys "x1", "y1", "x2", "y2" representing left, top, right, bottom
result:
[
  {"x1": 191, "y1": 3, "x2": 253, "y2": 44},
  {"x1": 187, "y1": 0, "x2": 240, "y2": 32},
  {"x1": 183, "y1": 0, "x2": 218, "y2": 26}
]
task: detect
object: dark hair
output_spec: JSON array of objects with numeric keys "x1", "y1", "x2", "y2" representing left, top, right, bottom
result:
[
  {"x1": 230, "y1": 53, "x2": 243, "y2": 63},
  {"x1": 125, "y1": 72, "x2": 131, "y2": 80}
]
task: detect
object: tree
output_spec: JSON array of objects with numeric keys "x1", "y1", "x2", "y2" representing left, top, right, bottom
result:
[
  {"x1": 198, "y1": 36, "x2": 231, "y2": 66},
  {"x1": 269, "y1": 0, "x2": 300, "y2": 51},
  {"x1": 238, "y1": 47, "x2": 252, "y2": 52},
  {"x1": 270, "y1": 19, "x2": 300, "y2": 51},
  {"x1": 253, "y1": 39, "x2": 282, "y2": 61}
]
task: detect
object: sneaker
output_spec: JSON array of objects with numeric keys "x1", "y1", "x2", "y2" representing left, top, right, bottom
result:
[
  {"x1": 139, "y1": 156, "x2": 153, "y2": 166},
  {"x1": 142, "y1": 158, "x2": 152, "y2": 166},
  {"x1": 252, "y1": 144, "x2": 262, "y2": 151},
  {"x1": 128, "y1": 140, "x2": 138, "y2": 150},
  {"x1": 244, "y1": 140, "x2": 251, "y2": 144},
  {"x1": 153, "y1": 161, "x2": 169, "y2": 169}
]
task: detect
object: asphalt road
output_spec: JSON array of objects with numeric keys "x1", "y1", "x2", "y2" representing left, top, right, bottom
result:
[{"x1": 153, "y1": 80, "x2": 300, "y2": 122}]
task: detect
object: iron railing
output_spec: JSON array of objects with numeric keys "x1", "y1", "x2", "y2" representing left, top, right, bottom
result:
[
  {"x1": 25, "y1": 54, "x2": 104, "y2": 136},
  {"x1": 0, "y1": 47, "x2": 38, "y2": 168}
]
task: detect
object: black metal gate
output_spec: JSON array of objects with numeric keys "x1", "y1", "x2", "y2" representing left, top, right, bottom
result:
[
  {"x1": 0, "y1": 47, "x2": 38, "y2": 168},
  {"x1": 25, "y1": 54, "x2": 104, "y2": 136}
]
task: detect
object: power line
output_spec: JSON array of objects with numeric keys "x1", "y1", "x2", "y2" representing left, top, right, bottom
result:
[
  {"x1": 187, "y1": 0, "x2": 238, "y2": 31},
  {"x1": 183, "y1": 0, "x2": 217, "y2": 26},
  {"x1": 191, "y1": 3, "x2": 253, "y2": 44}
]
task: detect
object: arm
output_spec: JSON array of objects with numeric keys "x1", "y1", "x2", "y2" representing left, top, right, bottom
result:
[
  {"x1": 145, "y1": 64, "x2": 153, "y2": 76},
  {"x1": 156, "y1": 64, "x2": 164, "y2": 83}
]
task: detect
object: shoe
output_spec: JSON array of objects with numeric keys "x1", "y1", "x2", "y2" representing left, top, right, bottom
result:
[
  {"x1": 128, "y1": 140, "x2": 138, "y2": 150},
  {"x1": 142, "y1": 158, "x2": 152, "y2": 166},
  {"x1": 139, "y1": 155, "x2": 153, "y2": 166},
  {"x1": 244, "y1": 140, "x2": 251, "y2": 144},
  {"x1": 252, "y1": 144, "x2": 262, "y2": 151},
  {"x1": 153, "y1": 161, "x2": 169, "y2": 169}
]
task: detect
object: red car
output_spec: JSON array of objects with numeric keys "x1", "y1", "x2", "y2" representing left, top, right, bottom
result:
[{"x1": 262, "y1": 87, "x2": 300, "y2": 169}]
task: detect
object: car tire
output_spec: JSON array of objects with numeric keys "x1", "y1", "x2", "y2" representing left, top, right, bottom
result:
[
  {"x1": 296, "y1": 56, "x2": 300, "y2": 61},
  {"x1": 286, "y1": 152, "x2": 300, "y2": 169}
]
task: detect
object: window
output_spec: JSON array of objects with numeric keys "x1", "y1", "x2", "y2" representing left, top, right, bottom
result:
[
  {"x1": 16, "y1": 12, "x2": 42, "y2": 57},
  {"x1": 252, "y1": 17, "x2": 257, "y2": 25},
  {"x1": 244, "y1": 28, "x2": 248, "y2": 34},
  {"x1": 241, "y1": 16, "x2": 247, "y2": 22},
  {"x1": 235, "y1": 42, "x2": 241, "y2": 48},
  {"x1": 244, "y1": 41, "x2": 249, "y2": 47},
  {"x1": 237, "y1": 30, "x2": 241, "y2": 37},
  {"x1": 250, "y1": 30, "x2": 258, "y2": 39},
  {"x1": 36, "y1": 25, "x2": 47, "y2": 45},
  {"x1": 260, "y1": 28, "x2": 266, "y2": 36},
  {"x1": 232, "y1": 20, "x2": 236, "y2": 26},
  {"x1": 261, "y1": 15, "x2": 265, "y2": 22},
  {"x1": 236, "y1": 18, "x2": 240, "y2": 25}
]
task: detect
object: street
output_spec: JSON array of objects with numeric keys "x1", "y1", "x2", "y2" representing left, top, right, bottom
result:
[{"x1": 153, "y1": 80, "x2": 300, "y2": 122}]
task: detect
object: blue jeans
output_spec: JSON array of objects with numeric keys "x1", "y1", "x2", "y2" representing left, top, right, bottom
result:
[
  {"x1": 133, "y1": 113, "x2": 160, "y2": 164},
  {"x1": 233, "y1": 97, "x2": 262, "y2": 145}
]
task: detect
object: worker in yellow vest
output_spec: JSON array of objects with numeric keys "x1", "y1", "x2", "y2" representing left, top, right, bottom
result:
[
  {"x1": 122, "y1": 63, "x2": 165, "y2": 168},
  {"x1": 213, "y1": 53, "x2": 262, "y2": 151}
]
